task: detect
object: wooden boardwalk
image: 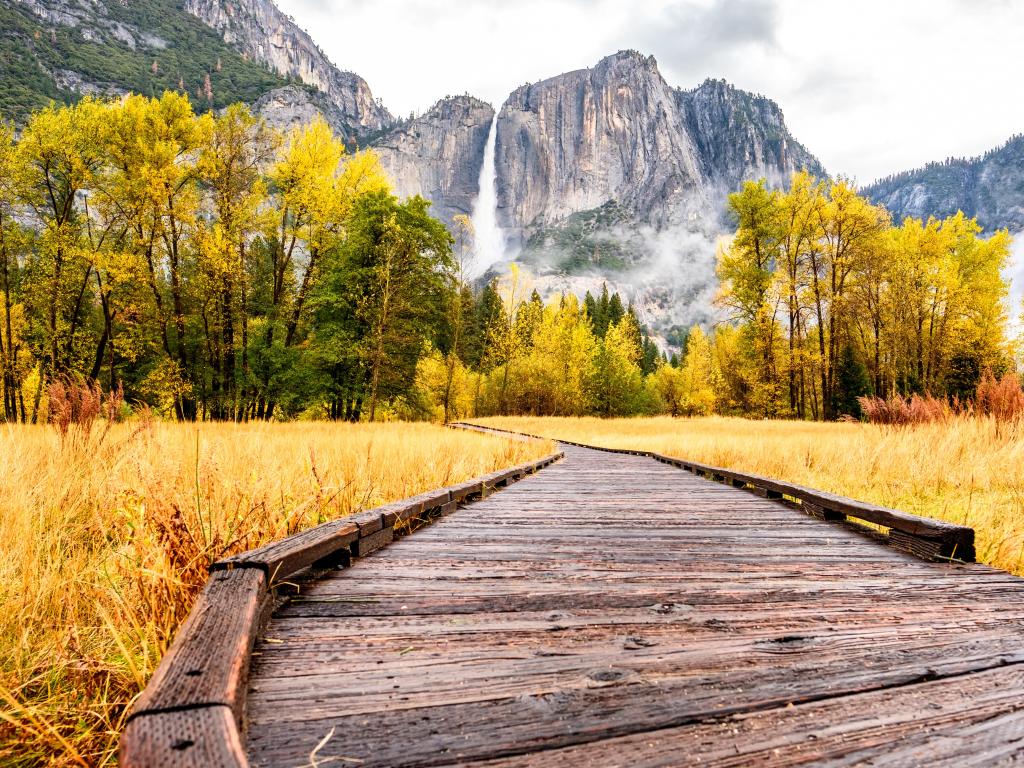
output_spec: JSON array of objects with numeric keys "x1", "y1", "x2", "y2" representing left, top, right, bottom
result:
[{"x1": 244, "y1": 443, "x2": 1024, "y2": 767}]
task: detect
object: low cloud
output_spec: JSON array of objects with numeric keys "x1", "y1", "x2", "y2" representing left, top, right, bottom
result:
[{"x1": 518, "y1": 212, "x2": 725, "y2": 343}]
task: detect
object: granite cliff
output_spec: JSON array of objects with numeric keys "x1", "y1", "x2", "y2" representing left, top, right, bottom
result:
[
  {"x1": 183, "y1": 0, "x2": 392, "y2": 140},
  {"x1": 371, "y1": 96, "x2": 494, "y2": 229},
  {"x1": 495, "y1": 51, "x2": 708, "y2": 239}
]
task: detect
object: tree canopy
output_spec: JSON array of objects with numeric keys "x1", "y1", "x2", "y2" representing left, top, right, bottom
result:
[{"x1": 0, "y1": 97, "x2": 1015, "y2": 424}]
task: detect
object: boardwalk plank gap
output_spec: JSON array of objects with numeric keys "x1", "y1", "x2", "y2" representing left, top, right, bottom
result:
[{"x1": 240, "y1": 437, "x2": 1024, "y2": 767}]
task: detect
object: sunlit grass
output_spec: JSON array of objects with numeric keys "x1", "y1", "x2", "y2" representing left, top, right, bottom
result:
[
  {"x1": 0, "y1": 419, "x2": 550, "y2": 766},
  {"x1": 475, "y1": 415, "x2": 1024, "y2": 575}
]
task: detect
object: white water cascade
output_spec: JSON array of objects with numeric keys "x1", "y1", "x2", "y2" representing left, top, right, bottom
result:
[{"x1": 469, "y1": 115, "x2": 506, "y2": 278}]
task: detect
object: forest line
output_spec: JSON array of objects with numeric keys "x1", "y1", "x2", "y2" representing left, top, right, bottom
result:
[{"x1": 0, "y1": 93, "x2": 1016, "y2": 423}]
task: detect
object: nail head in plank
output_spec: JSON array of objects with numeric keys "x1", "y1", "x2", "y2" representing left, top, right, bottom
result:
[{"x1": 119, "y1": 705, "x2": 247, "y2": 768}]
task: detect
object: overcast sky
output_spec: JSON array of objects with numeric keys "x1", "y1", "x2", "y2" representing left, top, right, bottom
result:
[{"x1": 277, "y1": 0, "x2": 1024, "y2": 183}]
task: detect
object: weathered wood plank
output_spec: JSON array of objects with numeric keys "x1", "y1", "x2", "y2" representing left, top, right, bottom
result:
[
  {"x1": 130, "y1": 568, "x2": 265, "y2": 723},
  {"x1": 352, "y1": 526, "x2": 394, "y2": 557},
  {"x1": 246, "y1": 647, "x2": 1024, "y2": 767},
  {"x1": 248, "y1": 624, "x2": 1024, "y2": 714},
  {"x1": 120, "y1": 706, "x2": 247, "y2": 768},
  {"x1": 211, "y1": 520, "x2": 359, "y2": 581},
  {"x1": 209, "y1": 449, "x2": 562, "y2": 582},
  {"x1": 646, "y1": 450, "x2": 975, "y2": 560},
  {"x1": 466, "y1": 665, "x2": 1024, "y2": 767},
  {"x1": 244, "y1": 441, "x2": 1024, "y2": 767}
]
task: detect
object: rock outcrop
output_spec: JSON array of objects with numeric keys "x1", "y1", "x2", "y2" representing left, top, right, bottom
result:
[
  {"x1": 495, "y1": 51, "x2": 708, "y2": 239},
  {"x1": 477, "y1": 51, "x2": 824, "y2": 333},
  {"x1": 679, "y1": 78, "x2": 825, "y2": 198},
  {"x1": 183, "y1": 0, "x2": 392, "y2": 138},
  {"x1": 370, "y1": 96, "x2": 495, "y2": 229},
  {"x1": 252, "y1": 85, "x2": 351, "y2": 138},
  {"x1": 863, "y1": 136, "x2": 1024, "y2": 233}
]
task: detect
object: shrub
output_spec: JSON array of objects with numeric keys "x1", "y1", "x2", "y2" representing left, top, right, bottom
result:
[
  {"x1": 857, "y1": 371, "x2": 1024, "y2": 427},
  {"x1": 857, "y1": 393, "x2": 954, "y2": 426},
  {"x1": 46, "y1": 377, "x2": 124, "y2": 449},
  {"x1": 975, "y1": 370, "x2": 1024, "y2": 423}
]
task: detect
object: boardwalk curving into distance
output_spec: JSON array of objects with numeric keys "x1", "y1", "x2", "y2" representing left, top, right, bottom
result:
[{"x1": 243, "y1": 439, "x2": 1024, "y2": 767}]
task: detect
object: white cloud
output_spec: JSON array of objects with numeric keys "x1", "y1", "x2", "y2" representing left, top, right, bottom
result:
[{"x1": 276, "y1": 0, "x2": 1024, "y2": 181}]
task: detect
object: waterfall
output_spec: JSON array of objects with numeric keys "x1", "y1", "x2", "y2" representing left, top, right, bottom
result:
[{"x1": 469, "y1": 115, "x2": 505, "y2": 278}]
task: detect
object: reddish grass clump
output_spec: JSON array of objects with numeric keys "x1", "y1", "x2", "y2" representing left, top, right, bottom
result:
[
  {"x1": 858, "y1": 371, "x2": 1024, "y2": 427},
  {"x1": 975, "y1": 370, "x2": 1024, "y2": 423},
  {"x1": 47, "y1": 377, "x2": 124, "y2": 448},
  {"x1": 856, "y1": 393, "x2": 954, "y2": 426}
]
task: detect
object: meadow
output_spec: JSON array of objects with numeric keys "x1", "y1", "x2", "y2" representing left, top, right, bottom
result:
[
  {"x1": 0, "y1": 419, "x2": 550, "y2": 766},
  {"x1": 475, "y1": 415, "x2": 1024, "y2": 575}
]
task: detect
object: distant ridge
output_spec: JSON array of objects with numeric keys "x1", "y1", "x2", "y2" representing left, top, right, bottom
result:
[{"x1": 863, "y1": 134, "x2": 1024, "y2": 232}]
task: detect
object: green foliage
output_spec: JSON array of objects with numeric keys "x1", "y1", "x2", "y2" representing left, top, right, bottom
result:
[
  {"x1": 314, "y1": 191, "x2": 453, "y2": 420},
  {"x1": 519, "y1": 202, "x2": 636, "y2": 272},
  {"x1": 832, "y1": 344, "x2": 871, "y2": 418},
  {"x1": 0, "y1": 0, "x2": 287, "y2": 122}
]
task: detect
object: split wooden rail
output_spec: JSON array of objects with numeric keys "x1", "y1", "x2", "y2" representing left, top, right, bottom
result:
[{"x1": 118, "y1": 450, "x2": 563, "y2": 767}]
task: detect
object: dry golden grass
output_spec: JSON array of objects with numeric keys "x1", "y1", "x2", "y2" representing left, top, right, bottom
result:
[
  {"x1": 476, "y1": 415, "x2": 1024, "y2": 575},
  {"x1": 0, "y1": 419, "x2": 550, "y2": 766}
]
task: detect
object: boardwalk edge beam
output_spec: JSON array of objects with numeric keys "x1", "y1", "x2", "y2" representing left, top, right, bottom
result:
[{"x1": 117, "y1": 447, "x2": 562, "y2": 768}]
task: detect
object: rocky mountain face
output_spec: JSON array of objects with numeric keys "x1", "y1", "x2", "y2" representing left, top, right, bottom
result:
[
  {"x1": 476, "y1": 51, "x2": 822, "y2": 332},
  {"x1": 863, "y1": 136, "x2": 1024, "y2": 233},
  {"x1": 679, "y1": 78, "x2": 826, "y2": 196},
  {"x1": 0, "y1": 0, "x2": 286, "y2": 119},
  {"x1": 183, "y1": 0, "x2": 391, "y2": 140},
  {"x1": 495, "y1": 52, "x2": 708, "y2": 238},
  {"x1": 494, "y1": 52, "x2": 822, "y2": 242},
  {"x1": 0, "y1": 0, "x2": 393, "y2": 142},
  {"x1": 370, "y1": 96, "x2": 494, "y2": 229}
]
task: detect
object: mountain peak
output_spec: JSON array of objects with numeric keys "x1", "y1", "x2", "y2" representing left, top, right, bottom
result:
[
  {"x1": 423, "y1": 95, "x2": 494, "y2": 117},
  {"x1": 597, "y1": 49, "x2": 660, "y2": 72}
]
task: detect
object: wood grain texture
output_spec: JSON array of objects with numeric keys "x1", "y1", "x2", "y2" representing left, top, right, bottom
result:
[
  {"x1": 246, "y1": 441, "x2": 1024, "y2": 767},
  {"x1": 131, "y1": 568, "x2": 265, "y2": 723},
  {"x1": 211, "y1": 520, "x2": 359, "y2": 581},
  {"x1": 454, "y1": 423, "x2": 974, "y2": 561},
  {"x1": 120, "y1": 706, "x2": 247, "y2": 768}
]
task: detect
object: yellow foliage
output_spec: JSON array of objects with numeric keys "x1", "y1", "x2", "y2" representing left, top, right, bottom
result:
[{"x1": 716, "y1": 171, "x2": 1014, "y2": 418}]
